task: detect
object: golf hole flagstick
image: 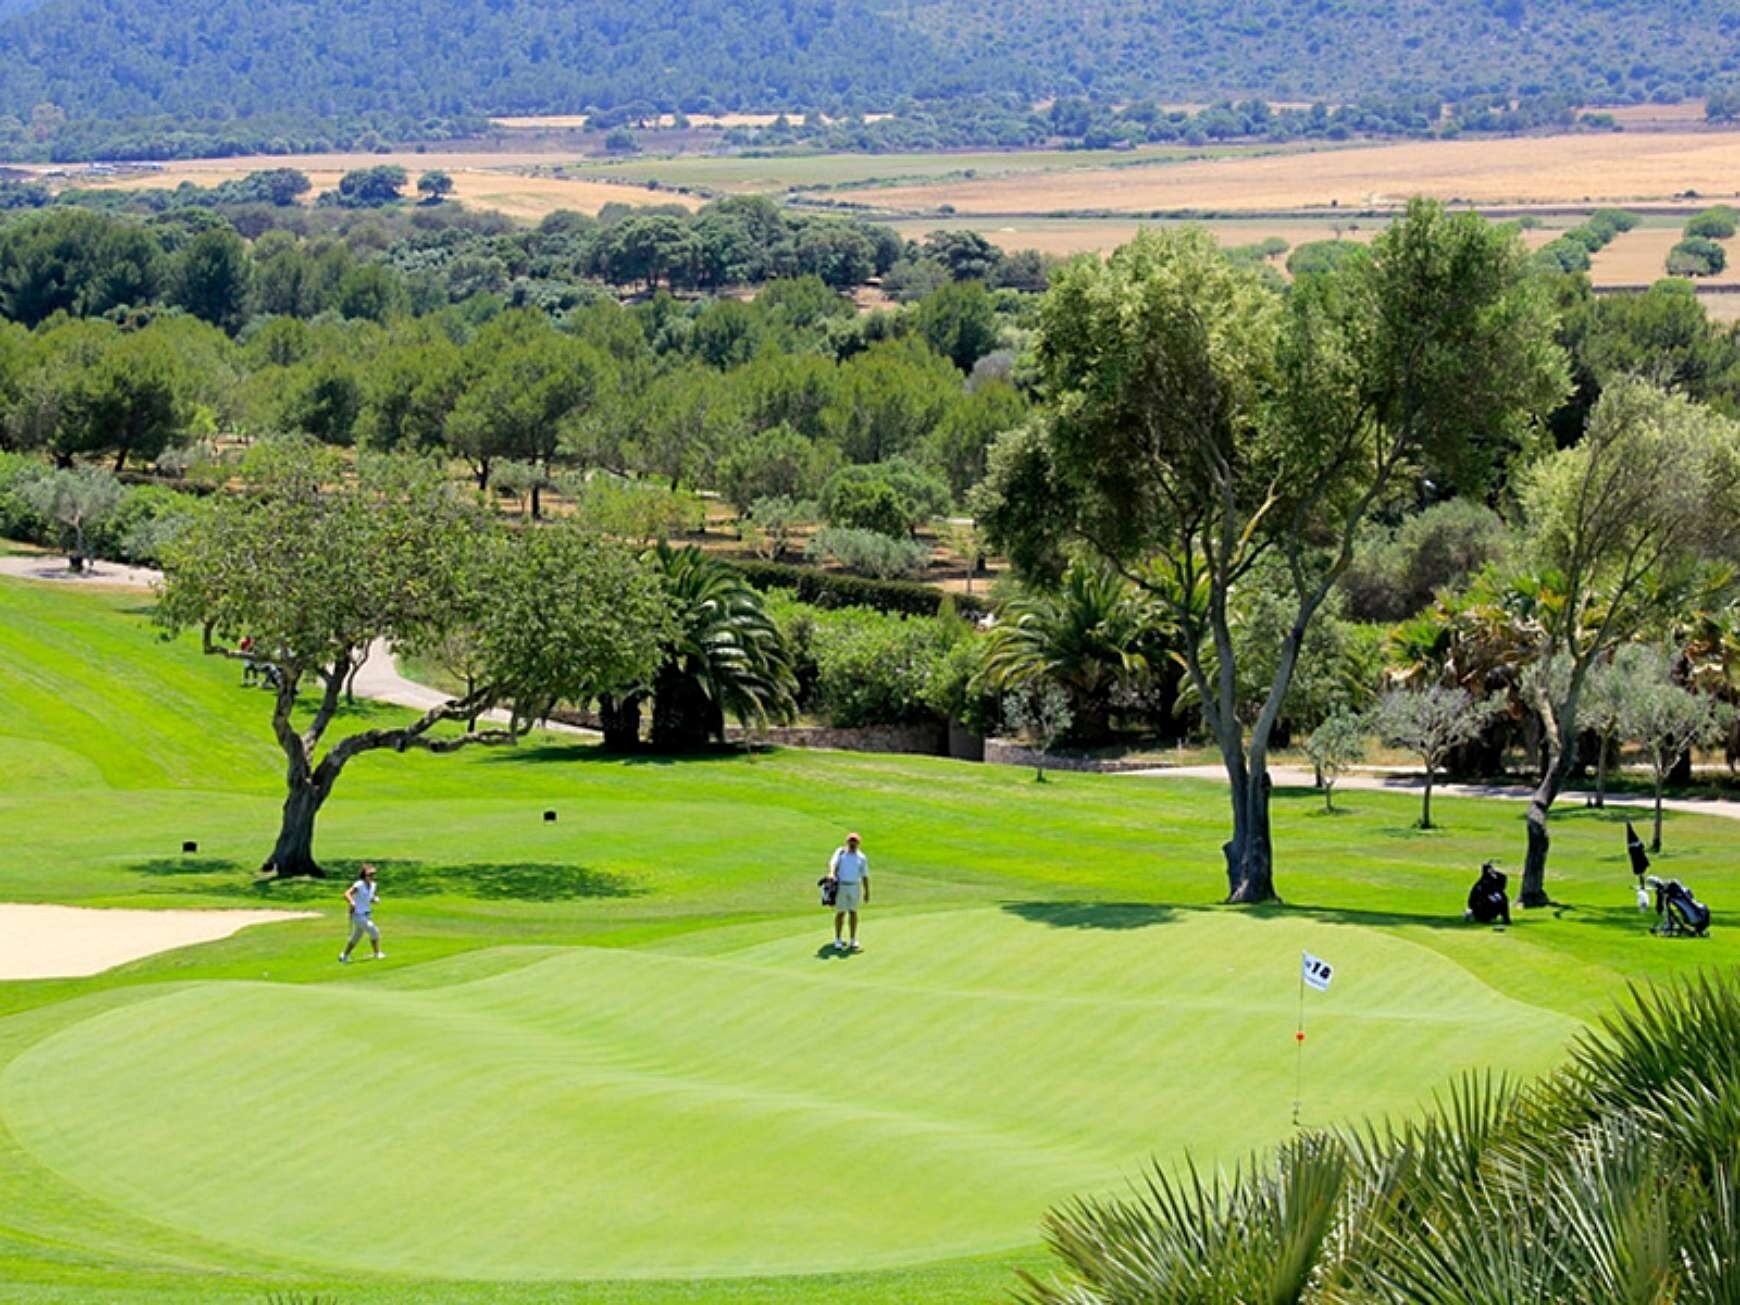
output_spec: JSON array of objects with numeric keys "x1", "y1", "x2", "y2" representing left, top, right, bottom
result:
[{"x1": 1294, "y1": 951, "x2": 1334, "y2": 1127}]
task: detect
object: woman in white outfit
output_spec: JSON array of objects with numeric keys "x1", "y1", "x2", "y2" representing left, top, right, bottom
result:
[{"x1": 340, "y1": 863, "x2": 385, "y2": 962}]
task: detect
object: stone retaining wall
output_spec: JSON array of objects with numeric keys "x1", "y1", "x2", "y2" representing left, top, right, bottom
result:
[{"x1": 983, "y1": 740, "x2": 1164, "y2": 773}]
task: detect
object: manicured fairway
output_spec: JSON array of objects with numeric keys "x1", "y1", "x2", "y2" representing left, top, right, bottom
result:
[
  {"x1": 0, "y1": 911, "x2": 1571, "y2": 1281},
  {"x1": 1, "y1": 573, "x2": 1738, "y2": 1301}
]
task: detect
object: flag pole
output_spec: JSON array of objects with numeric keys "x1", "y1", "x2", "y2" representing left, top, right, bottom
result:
[{"x1": 1292, "y1": 952, "x2": 1306, "y2": 1127}]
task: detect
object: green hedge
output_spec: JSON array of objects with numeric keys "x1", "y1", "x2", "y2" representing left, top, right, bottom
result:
[{"x1": 730, "y1": 557, "x2": 988, "y2": 618}]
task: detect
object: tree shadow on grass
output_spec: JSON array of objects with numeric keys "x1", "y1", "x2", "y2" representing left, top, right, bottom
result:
[
  {"x1": 130, "y1": 857, "x2": 245, "y2": 878},
  {"x1": 1002, "y1": 901, "x2": 1177, "y2": 930},
  {"x1": 123, "y1": 856, "x2": 644, "y2": 903}
]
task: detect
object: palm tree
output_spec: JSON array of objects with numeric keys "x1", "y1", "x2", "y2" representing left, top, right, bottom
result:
[
  {"x1": 982, "y1": 561, "x2": 1162, "y2": 743},
  {"x1": 603, "y1": 544, "x2": 797, "y2": 751},
  {"x1": 1019, "y1": 973, "x2": 1740, "y2": 1304}
]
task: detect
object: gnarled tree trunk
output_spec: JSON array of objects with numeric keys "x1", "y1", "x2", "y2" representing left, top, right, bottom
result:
[
  {"x1": 262, "y1": 781, "x2": 330, "y2": 878},
  {"x1": 1520, "y1": 685, "x2": 1580, "y2": 908}
]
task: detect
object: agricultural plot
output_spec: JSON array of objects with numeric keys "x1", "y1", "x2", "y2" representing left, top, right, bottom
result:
[
  {"x1": 4, "y1": 573, "x2": 1740, "y2": 1300},
  {"x1": 831, "y1": 131, "x2": 1740, "y2": 215},
  {"x1": 23, "y1": 152, "x2": 696, "y2": 219}
]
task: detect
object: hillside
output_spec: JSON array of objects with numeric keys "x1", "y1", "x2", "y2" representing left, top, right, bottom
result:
[{"x1": 0, "y1": 0, "x2": 1737, "y2": 156}]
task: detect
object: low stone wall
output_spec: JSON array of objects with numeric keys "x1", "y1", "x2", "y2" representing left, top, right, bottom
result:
[
  {"x1": 983, "y1": 740, "x2": 1164, "y2": 774},
  {"x1": 725, "y1": 722, "x2": 948, "y2": 756}
]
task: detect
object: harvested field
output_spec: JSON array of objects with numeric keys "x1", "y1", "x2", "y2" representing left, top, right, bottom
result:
[
  {"x1": 574, "y1": 143, "x2": 1277, "y2": 194},
  {"x1": 888, "y1": 214, "x2": 1565, "y2": 267},
  {"x1": 1590, "y1": 224, "x2": 1740, "y2": 286},
  {"x1": 1593, "y1": 101, "x2": 1710, "y2": 129},
  {"x1": 834, "y1": 131, "x2": 1740, "y2": 215},
  {"x1": 23, "y1": 153, "x2": 697, "y2": 220}
]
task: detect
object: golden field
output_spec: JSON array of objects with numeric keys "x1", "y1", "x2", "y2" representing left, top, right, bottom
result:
[
  {"x1": 831, "y1": 131, "x2": 1740, "y2": 214},
  {"x1": 23, "y1": 152, "x2": 697, "y2": 220}
]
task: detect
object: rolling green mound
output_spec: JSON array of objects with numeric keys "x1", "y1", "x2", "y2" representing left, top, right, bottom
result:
[
  {"x1": 1, "y1": 910, "x2": 1570, "y2": 1281},
  {"x1": 1, "y1": 572, "x2": 1736, "y2": 1301}
]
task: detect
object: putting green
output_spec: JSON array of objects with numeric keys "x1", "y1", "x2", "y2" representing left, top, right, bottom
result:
[{"x1": 0, "y1": 908, "x2": 1573, "y2": 1281}]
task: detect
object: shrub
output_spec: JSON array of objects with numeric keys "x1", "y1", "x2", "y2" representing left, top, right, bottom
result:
[
  {"x1": 809, "y1": 605, "x2": 959, "y2": 727},
  {"x1": 0, "y1": 452, "x2": 48, "y2": 544},
  {"x1": 1340, "y1": 498, "x2": 1511, "y2": 622},
  {"x1": 922, "y1": 634, "x2": 997, "y2": 733},
  {"x1": 819, "y1": 459, "x2": 952, "y2": 538},
  {"x1": 715, "y1": 424, "x2": 828, "y2": 514},
  {"x1": 742, "y1": 495, "x2": 817, "y2": 561},
  {"x1": 89, "y1": 483, "x2": 197, "y2": 565},
  {"x1": 1667, "y1": 236, "x2": 1726, "y2": 276},
  {"x1": 1587, "y1": 208, "x2": 1642, "y2": 241},
  {"x1": 1684, "y1": 205, "x2": 1739, "y2": 239},
  {"x1": 806, "y1": 526, "x2": 930, "y2": 580},
  {"x1": 731, "y1": 558, "x2": 988, "y2": 617}
]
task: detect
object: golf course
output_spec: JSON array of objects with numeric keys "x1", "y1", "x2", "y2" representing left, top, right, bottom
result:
[{"x1": 3, "y1": 572, "x2": 1739, "y2": 1302}]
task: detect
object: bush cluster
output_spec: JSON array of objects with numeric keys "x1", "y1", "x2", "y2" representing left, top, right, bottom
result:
[{"x1": 732, "y1": 558, "x2": 987, "y2": 618}]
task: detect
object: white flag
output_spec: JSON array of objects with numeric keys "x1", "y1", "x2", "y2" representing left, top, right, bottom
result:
[{"x1": 1302, "y1": 951, "x2": 1334, "y2": 992}]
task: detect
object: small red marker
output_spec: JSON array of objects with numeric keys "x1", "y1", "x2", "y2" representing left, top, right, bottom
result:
[{"x1": 1296, "y1": 1031, "x2": 1306, "y2": 1042}]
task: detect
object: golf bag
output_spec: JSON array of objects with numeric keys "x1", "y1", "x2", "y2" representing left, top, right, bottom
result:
[
  {"x1": 1644, "y1": 875, "x2": 1712, "y2": 937},
  {"x1": 1465, "y1": 861, "x2": 1511, "y2": 926}
]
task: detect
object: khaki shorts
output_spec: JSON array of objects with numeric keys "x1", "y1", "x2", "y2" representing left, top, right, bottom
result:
[
  {"x1": 347, "y1": 915, "x2": 380, "y2": 948},
  {"x1": 833, "y1": 881, "x2": 863, "y2": 912}
]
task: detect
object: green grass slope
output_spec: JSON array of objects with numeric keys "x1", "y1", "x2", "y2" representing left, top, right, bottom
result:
[{"x1": 0, "y1": 574, "x2": 1736, "y2": 1301}]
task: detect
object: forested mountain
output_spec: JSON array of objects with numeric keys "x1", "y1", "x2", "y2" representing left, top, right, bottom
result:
[{"x1": 1, "y1": 0, "x2": 1739, "y2": 158}]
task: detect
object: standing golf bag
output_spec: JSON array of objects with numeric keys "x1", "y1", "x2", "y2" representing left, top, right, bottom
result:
[
  {"x1": 1465, "y1": 861, "x2": 1511, "y2": 926},
  {"x1": 1645, "y1": 875, "x2": 1712, "y2": 937}
]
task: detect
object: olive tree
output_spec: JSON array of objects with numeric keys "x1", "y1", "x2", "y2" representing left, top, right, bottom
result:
[
  {"x1": 1515, "y1": 378, "x2": 1740, "y2": 905},
  {"x1": 157, "y1": 442, "x2": 669, "y2": 877},
  {"x1": 1372, "y1": 685, "x2": 1497, "y2": 828},
  {"x1": 1303, "y1": 710, "x2": 1366, "y2": 812},
  {"x1": 22, "y1": 465, "x2": 123, "y2": 569},
  {"x1": 1618, "y1": 650, "x2": 1735, "y2": 851},
  {"x1": 977, "y1": 202, "x2": 1564, "y2": 903}
]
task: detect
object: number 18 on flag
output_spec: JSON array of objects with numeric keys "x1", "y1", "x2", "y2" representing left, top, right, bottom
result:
[{"x1": 1302, "y1": 951, "x2": 1334, "y2": 992}]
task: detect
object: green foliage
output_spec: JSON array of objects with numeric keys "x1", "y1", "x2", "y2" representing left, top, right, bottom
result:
[
  {"x1": 1022, "y1": 973, "x2": 1740, "y2": 1304},
  {"x1": 639, "y1": 543, "x2": 797, "y2": 745},
  {"x1": 1670, "y1": 242, "x2": 1725, "y2": 281},
  {"x1": 806, "y1": 525, "x2": 931, "y2": 579},
  {"x1": 1668, "y1": 236, "x2": 1727, "y2": 277},
  {"x1": 714, "y1": 423, "x2": 830, "y2": 514},
  {"x1": 983, "y1": 562, "x2": 1161, "y2": 742},
  {"x1": 807, "y1": 603, "x2": 960, "y2": 727},
  {"x1": 741, "y1": 494, "x2": 818, "y2": 561},
  {"x1": 333, "y1": 165, "x2": 408, "y2": 208},
  {"x1": 1284, "y1": 239, "x2": 1363, "y2": 280},
  {"x1": 819, "y1": 457, "x2": 951, "y2": 538},
  {"x1": 732, "y1": 557, "x2": 988, "y2": 617},
  {"x1": 1340, "y1": 498, "x2": 1512, "y2": 622},
  {"x1": 1302, "y1": 709, "x2": 1365, "y2": 809},
  {"x1": 18, "y1": 464, "x2": 123, "y2": 561},
  {"x1": 570, "y1": 474, "x2": 704, "y2": 544},
  {"x1": 913, "y1": 280, "x2": 1001, "y2": 372},
  {"x1": 1684, "y1": 206, "x2": 1739, "y2": 240}
]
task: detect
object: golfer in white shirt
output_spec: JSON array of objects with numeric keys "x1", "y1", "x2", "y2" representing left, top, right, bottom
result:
[
  {"x1": 827, "y1": 833, "x2": 869, "y2": 952},
  {"x1": 340, "y1": 863, "x2": 385, "y2": 963}
]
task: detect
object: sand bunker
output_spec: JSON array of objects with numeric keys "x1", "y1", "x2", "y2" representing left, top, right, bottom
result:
[{"x1": 0, "y1": 904, "x2": 317, "y2": 980}]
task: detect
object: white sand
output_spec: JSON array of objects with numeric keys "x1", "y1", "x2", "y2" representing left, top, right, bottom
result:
[{"x1": 0, "y1": 904, "x2": 317, "y2": 980}]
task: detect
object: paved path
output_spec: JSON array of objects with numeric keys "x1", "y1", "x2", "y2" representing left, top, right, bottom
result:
[
  {"x1": 1121, "y1": 762, "x2": 1740, "y2": 824},
  {"x1": 0, "y1": 553, "x2": 161, "y2": 589},
  {"x1": 0, "y1": 556, "x2": 589, "y2": 735},
  {"x1": 351, "y1": 640, "x2": 591, "y2": 736}
]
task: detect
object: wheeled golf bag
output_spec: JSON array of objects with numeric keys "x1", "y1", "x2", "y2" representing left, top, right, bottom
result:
[
  {"x1": 1648, "y1": 875, "x2": 1712, "y2": 937},
  {"x1": 1465, "y1": 861, "x2": 1511, "y2": 926}
]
